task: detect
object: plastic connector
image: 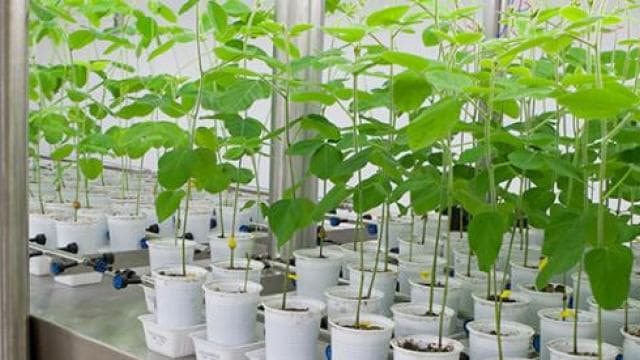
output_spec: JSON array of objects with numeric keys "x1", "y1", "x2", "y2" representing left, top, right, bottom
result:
[
  {"x1": 329, "y1": 217, "x2": 341, "y2": 227},
  {"x1": 90, "y1": 253, "x2": 115, "y2": 273},
  {"x1": 139, "y1": 238, "x2": 149, "y2": 249},
  {"x1": 366, "y1": 223, "x2": 378, "y2": 236},
  {"x1": 146, "y1": 224, "x2": 159, "y2": 234},
  {"x1": 29, "y1": 234, "x2": 47, "y2": 245},
  {"x1": 50, "y1": 260, "x2": 78, "y2": 275},
  {"x1": 209, "y1": 218, "x2": 217, "y2": 230},
  {"x1": 239, "y1": 225, "x2": 250, "y2": 233},
  {"x1": 58, "y1": 243, "x2": 79, "y2": 254},
  {"x1": 112, "y1": 269, "x2": 141, "y2": 290},
  {"x1": 183, "y1": 233, "x2": 194, "y2": 240}
]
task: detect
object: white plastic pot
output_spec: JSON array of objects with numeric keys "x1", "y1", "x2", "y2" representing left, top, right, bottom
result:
[
  {"x1": 348, "y1": 262, "x2": 398, "y2": 316},
  {"x1": 509, "y1": 261, "x2": 539, "y2": 290},
  {"x1": 538, "y1": 308, "x2": 598, "y2": 360},
  {"x1": 147, "y1": 238, "x2": 196, "y2": 271},
  {"x1": 324, "y1": 285, "x2": 384, "y2": 320},
  {"x1": 203, "y1": 280, "x2": 262, "y2": 346},
  {"x1": 390, "y1": 302, "x2": 455, "y2": 337},
  {"x1": 398, "y1": 236, "x2": 439, "y2": 258},
  {"x1": 453, "y1": 246, "x2": 478, "y2": 275},
  {"x1": 329, "y1": 313, "x2": 393, "y2": 360},
  {"x1": 467, "y1": 319, "x2": 534, "y2": 360},
  {"x1": 455, "y1": 270, "x2": 491, "y2": 319},
  {"x1": 263, "y1": 296, "x2": 325, "y2": 360},
  {"x1": 339, "y1": 241, "x2": 381, "y2": 280},
  {"x1": 29, "y1": 212, "x2": 58, "y2": 249},
  {"x1": 55, "y1": 216, "x2": 103, "y2": 255},
  {"x1": 293, "y1": 247, "x2": 344, "y2": 301},
  {"x1": 153, "y1": 265, "x2": 209, "y2": 329},
  {"x1": 210, "y1": 258, "x2": 264, "y2": 284},
  {"x1": 472, "y1": 292, "x2": 531, "y2": 325},
  {"x1": 587, "y1": 297, "x2": 640, "y2": 346},
  {"x1": 381, "y1": 217, "x2": 413, "y2": 250},
  {"x1": 78, "y1": 207, "x2": 109, "y2": 246},
  {"x1": 547, "y1": 338, "x2": 619, "y2": 360},
  {"x1": 391, "y1": 335, "x2": 464, "y2": 360},
  {"x1": 138, "y1": 314, "x2": 205, "y2": 358},
  {"x1": 517, "y1": 283, "x2": 573, "y2": 330},
  {"x1": 209, "y1": 233, "x2": 255, "y2": 263},
  {"x1": 622, "y1": 325, "x2": 640, "y2": 360},
  {"x1": 107, "y1": 213, "x2": 147, "y2": 251},
  {"x1": 397, "y1": 254, "x2": 446, "y2": 295},
  {"x1": 185, "y1": 208, "x2": 213, "y2": 244},
  {"x1": 409, "y1": 276, "x2": 462, "y2": 314}
]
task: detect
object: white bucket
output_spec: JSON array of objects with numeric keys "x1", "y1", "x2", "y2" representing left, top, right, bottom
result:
[
  {"x1": 587, "y1": 297, "x2": 640, "y2": 346},
  {"x1": 185, "y1": 209, "x2": 213, "y2": 244},
  {"x1": 191, "y1": 328, "x2": 264, "y2": 360},
  {"x1": 380, "y1": 217, "x2": 412, "y2": 250},
  {"x1": 571, "y1": 272, "x2": 592, "y2": 310},
  {"x1": 517, "y1": 283, "x2": 572, "y2": 330},
  {"x1": 472, "y1": 292, "x2": 531, "y2": 325},
  {"x1": 408, "y1": 276, "x2": 462, "y2": 314},
  {"x1": 329, "y1": 313, "x2": 393, "y2": 360},
  {"x1": 107, "y1": 214, "x2": 147, "y2": 251},
  {"x1": 293, "y1": 247, "x2": 344, "y2": 301},
  {"x1": 210, "y1": 258, "x2": 264, "y2": 284},
  {"x1": 348, "y1": 262, "x2": 398, "y2": 317},
  {"x1": 263, "y1": 296, "x2": 325, "y2": 360},
  {"x1": 339, "y1": 241, "x2": 381, "y2": 280},
  {"x1": 147, "y1": 238, "x2": 197, "y2": 271},
  {"x1": 538, "y1": 308, "x2": 597, "y2": 360},
  {"x1": 547, "y1": 338, "x2": 619, "y2": 360},
  {"x1": 622, "y1": 325, "x2": 640, "y2": 360},
  {"x1": 55, "y1": 216, "x2": 103, "y2": 255},
  {"x1": 455, "y1": 270, "x2": 491, "y2": 319},
  {"x1": 397, "y1": 254, "x2": 447, "y2": 295},
  {"x1": 209, "y1": 233, "x2": 255, "y2": 263},
  {"x1": 391, "y1": 335, "x2": 464, "y2": 360},
  {"x1": 398, "y1": 236, "x2": 439, "y2": 258},
  {"x1": 453, "y1": 246, "x2": 478, "y2": 275},
  {"x1": 138, "y1": 314, "x2": 205, "y2": 359},
  {"x1": 29, "y1": 212, "x2": 57, "y2": 248},
  {"x1": 78, "y1": 207, "x2": 109, "y2": 246},
  {"x1": 153, "y1": 265, "x2": 209, "y2": 329},
  {"x1": 203, "y1": 280, "x2": 262, "y2": 346},
  {"x1": 390, "y1": 302, "x2": 455, "y2": 337},
  {"x1": 324, "y1": 285, "x2": 384, "y2": 320},
  {"x1": 467, "y1": 319, "x2": 534, "y2": 360}
]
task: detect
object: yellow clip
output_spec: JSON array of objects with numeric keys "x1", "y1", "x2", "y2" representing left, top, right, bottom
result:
[
  {"x1": 227, "y1": 236, "x2": 237, "y2": 250},
  {"x1": 419, "y1": 271, "x2": 431, "y2": 281},
  {"x1": 287, "y1": 273, "x2": 299, "y2": 281},
  {"x1": 499, "y1": 290, "x2": 512, "y2": 300},
  {"x1": 539, "y1": 257, "x2": 548, "y2": 270},
  {"x1": 560, "y1": 309, "x2": 575, "y2": 319}
]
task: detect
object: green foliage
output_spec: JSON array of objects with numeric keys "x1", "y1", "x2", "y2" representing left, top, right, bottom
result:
[{"x1": 469, "y1": 211, "x2": 509, "y2": 272}]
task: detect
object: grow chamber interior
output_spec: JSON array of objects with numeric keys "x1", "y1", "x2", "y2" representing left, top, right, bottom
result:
[{"x1": 1, "y1": 0, "x2": 639, "y2": 359}]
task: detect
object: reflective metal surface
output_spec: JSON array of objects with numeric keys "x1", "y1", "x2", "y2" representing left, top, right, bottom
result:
[
  {"x1": 269, "y1": 0, "x2": 325, "y2": 256},
  {"x1": 0, "y1": 0, "x2": 29, "y2": 357}
]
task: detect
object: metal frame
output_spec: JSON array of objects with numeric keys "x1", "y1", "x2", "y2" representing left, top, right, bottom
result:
[
  {"x1": 269, "y1": 0, "x2": 325, "y2": 257},
  {"x1": 0, "y1": 0, "x2": 29, "y2": 358},
  {"x1": 483, "y1": 0, "x2": 503, "y2": 39}
]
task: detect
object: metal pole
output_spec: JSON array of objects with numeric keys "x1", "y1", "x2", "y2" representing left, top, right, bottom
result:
[
  {"x1": 483, "y1": 0, "x2": 503, "y2": 39},
  {"x1": 269, "y1": 0, "x2": 324, "y2": 257},
  {"x1": 0, "y1": 0, "x2": 29, "y2": 357}
]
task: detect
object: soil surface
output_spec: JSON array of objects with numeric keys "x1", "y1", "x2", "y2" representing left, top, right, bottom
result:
[
  {"x1": 627, "y1": 328, "x2": 640, "y2": 337},
  {"x1": 532, "y1": 284, "x2": 566, "y2": 293},
  {"x1": 343, "y1": 323, "x2": 383, "y2": 330},
  {"x1": 282, "y1": 307, "x2": 309, "y2": 312},
  {"x1": 399, "y1": 340, "x2": 454, "y2": 353},
  {"x1": 418, "y1": 282, "x2": 446, "y2": 288}
]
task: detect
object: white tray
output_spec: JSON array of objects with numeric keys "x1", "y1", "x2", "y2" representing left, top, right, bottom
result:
[
  {"x1": 139, "y1": 314, "x2": 206, "y2": 359},
  {"x1": 191, "y1": 324, "x2": 265, "y2": 360}
]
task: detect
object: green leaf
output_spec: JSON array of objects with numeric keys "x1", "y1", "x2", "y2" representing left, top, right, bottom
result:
[
  {"x1": 382, "y1": 51, "x2": 431, "y2": 72},
  {"x1": 79, "y1": 158, "x2": 103, "y2": 180},
  {"x1": 560, "y1": 5, "x2": 588, "y2": 22},
  {"x1": 50, "y1": 144, "x2": 74, "y2": 160},
  {"x1": 195, "y1": 127, "x2": 217, "y2": 150},
  {"x1": 392, "y1": 71, "x2": 432, "y2": 113},
  {"x1": 310, "y1": 144, "x2": 343, "y2": 180},
  {"x1": 69, "y1": 30, "x2": 96, "y2": 50},
  {"x1": 224, "y1": 116, "x2": 263, "y2": 138},
  {"x1": 508, "y1": 150, "x2": 546, "y2": 170},
  {"x1": 557, "y1": 88, "x2": 638, "y2": 120},
  {"x1": 585, "y1": 245, "x2": 633, "y2": 310},
  {"x1": 268, "y1": 198, "x2": 316, "y2": 247},
  {"x1": 422, "y1": 28, "x2": 441, "y2": 47},
  {"x1": 116, "y1": 102, "x2": 155, "y2": 119},
  {"x1": 353, "y1": 176, "x2": 389, "y2": 213},
  {"x1": 222, "y1": 0, "x2": 251, "y2": 17},
  {"x1": 148, "y1": 40, "x2": 176, "y2": 61},
  {"x1": 425, "y1": 70, "x2": 473, "y2": 93},
  {"x1": 203, "y1": 80, "x2": 271, "y2": 113},
  {"x1": 179, "y1": 0, "x2": 199, "y2": 14},
  {"x1": 312, "y1": 184, "x2": 352, "y2": 222},
  {"x1": 208, "y1": 0, "x2": 228, "y2": 33},
  {"x1": 469, "y1": 211, "x2": 508, "y2": 272},
  {"x1": 365, "y1": 5, "x2": 410, "y2": 27},
  {"x1": 410, "y1": 181, "x2": 441, "y2": 214},
  {"x1": 287, "y1": 139, "x2": 324, "y2": 156},
  {"x1": 291, "y1": 91, "x2": 336, "y2": 106},
  {"x1": 454, "y1": 31, "x2": 484, "y2": 45},
  {"x1": 545, "y1": 157, "x2": 583, "y2": 181},
  {"x1": 300, "y1": 114, "x2": 341, "y2": 140},
  {"x1": 323, "y1": 26, "x2": 367, "y2": 43},
  {"x1": 158, "y1": 148, "x2": 193, "y2": 190},
  {"x1": 156, "y1": 189, "x2": 186, "y2": 223},
  {"x1": 407, "y1": 97, "x2": 463, "y2": 151}
]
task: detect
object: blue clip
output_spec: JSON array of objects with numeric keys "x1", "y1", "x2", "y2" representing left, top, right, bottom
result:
[
  {"x1": 532, "y1": 334, "x2": 540, "y2": 353},
  {"x1": 366, "y1": 223, "x2": 378, "y2": 236},
  {"x1": 324, "y1": 344, "x2": 331, "y2": 360},
  {"x1": 210, "y1": 218, "x2": 217, "y2": 230},
  {"x1": 50, "y1": 262, "x2": 63, "y2": 275},
  {"x1": 239, "y1": 225, "x2": 250, "y2": 233},
  {"x1": 139, "y1": 238, "x2": 149, "y2": 249},
  {"x1": 112, "y1": 274, "x2": 126, "y2": 289},
  {"x1": 93, "y1": 259, "x2": 108, "y2": 273},
  {"x1": 329, "y1": 217, "x2": 341, "y2": 227}
]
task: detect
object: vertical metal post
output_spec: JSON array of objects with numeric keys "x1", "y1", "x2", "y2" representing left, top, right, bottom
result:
[
  {"x1": 483, "y1": 0, "x2": 503, "y2": 39},
  {"x1": 269, "y1": 0, "x2": 324, "y2": 256},
  {"x1": 0, "y1": 0, "x2": 30, "y2": 358}
]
